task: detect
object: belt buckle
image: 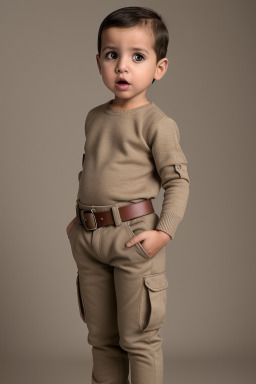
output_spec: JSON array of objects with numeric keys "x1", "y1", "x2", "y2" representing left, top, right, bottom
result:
[{"x1": 81, "y1": 209, "x2": 97, "y2": 231}]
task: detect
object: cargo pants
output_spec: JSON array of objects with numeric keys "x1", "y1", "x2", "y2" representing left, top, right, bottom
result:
[{"x1": 67, "y1": 199, "x2": 168, "y2": 384}]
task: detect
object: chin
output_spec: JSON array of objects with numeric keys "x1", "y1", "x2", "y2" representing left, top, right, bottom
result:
[{"x1": 114, "y1": 95, "x2": 132, "y2": 100}]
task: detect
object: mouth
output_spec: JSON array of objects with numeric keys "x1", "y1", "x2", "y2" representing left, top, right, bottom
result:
[
  {"x1": 115, "y1": 79, "x2": 131, "y2": 90},
  {"x1": 116, "y1": 78, "x2": 130, "y2": 85}
]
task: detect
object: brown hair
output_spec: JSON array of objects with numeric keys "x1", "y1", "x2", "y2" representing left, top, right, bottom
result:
[{"x1": 97, "y1": 6, "x2": 169, "y2": 84}]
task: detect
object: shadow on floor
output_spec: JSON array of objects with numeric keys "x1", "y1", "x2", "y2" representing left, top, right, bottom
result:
[{"x1": 1, "y1": 356, "x2": 256, "y2": 384}]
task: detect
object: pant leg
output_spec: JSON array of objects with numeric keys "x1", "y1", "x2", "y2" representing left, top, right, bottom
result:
[
  {"x1": 101, "y1": 208, "x2": 168, "y2": 384},
  {"x1": 67, "y1": 216, "x2": 129, "y2": 384},
  {"x1": 68, "y1": 202, "x2": 168, "y2": 384}
]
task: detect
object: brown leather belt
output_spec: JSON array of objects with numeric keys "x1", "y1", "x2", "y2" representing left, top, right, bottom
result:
[{"x1": 76, "y1": 199, "x2": 154, "y2": 231}]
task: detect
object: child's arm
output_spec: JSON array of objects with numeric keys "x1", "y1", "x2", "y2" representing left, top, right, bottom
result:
[
  {"x1": 66, "y1": 109, "x2": 96, "y2": 236},
  {"x1": 126, "y1": 116, "x2": 190, "y2": 257},
  {"x1": 66, "y1": 153, "x2": 84, "y2": 236},
  {"x1": 66, "y1": 114, "x2": 89, "y2": 237},
  {"x1": 149, "y1": 116, "x2": 190, "y2": 239}
]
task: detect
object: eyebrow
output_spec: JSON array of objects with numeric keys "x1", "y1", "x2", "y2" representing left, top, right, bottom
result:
[{"x1": 102, "y1": 46, "x2": 149, "y2": 54}]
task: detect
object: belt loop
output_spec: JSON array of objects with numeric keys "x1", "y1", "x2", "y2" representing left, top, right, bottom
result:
[{"x1": 111, "y1": 204, "x2": 122, "y2": 227}]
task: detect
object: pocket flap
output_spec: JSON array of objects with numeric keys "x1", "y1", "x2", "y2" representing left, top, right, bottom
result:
[
  {"x1": 144, "y1": 272, "x2": 168, "y2": 291},
  {"x1": 174, "y1": 163, "x2": 190, "y2": 183}
]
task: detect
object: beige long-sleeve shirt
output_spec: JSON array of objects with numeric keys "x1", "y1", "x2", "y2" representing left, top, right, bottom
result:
[{"x1": 76, "y1": 99, "x2": 190, "y2": 239}]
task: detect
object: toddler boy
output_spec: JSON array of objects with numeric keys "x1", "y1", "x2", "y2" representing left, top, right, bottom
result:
[{"x1": 66, "y1": 6, "x2": 190, "y2": 384}]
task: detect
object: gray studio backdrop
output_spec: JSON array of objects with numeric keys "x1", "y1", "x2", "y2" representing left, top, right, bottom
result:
[{"x1": 1, "y1": 0, "x2": 255, "y2": 367}]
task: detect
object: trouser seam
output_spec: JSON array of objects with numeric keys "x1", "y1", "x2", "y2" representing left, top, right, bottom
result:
[
  {"x1": 146, "y1": 260, "x2": 155, "y2": 345},
  {"x1": 99, "y1": 226, "x2": 105, "y2": 259},
  {"x1": 80, "y1": 226, "x2": 98, "y2": 259}
]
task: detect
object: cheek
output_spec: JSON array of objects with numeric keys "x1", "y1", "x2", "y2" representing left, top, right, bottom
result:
[
  {"x1": 101, "y1": 64, "x2": 113, "y2": 79},
  {"x1": 134, "y1": 69, "x2": 150, "y2": 82},
  {"x1": 144, "y1": 65, "x2": 156, "y2": 82},
  {"x1": 135, "y1": 62, "x2": 154, "y2": 74}
]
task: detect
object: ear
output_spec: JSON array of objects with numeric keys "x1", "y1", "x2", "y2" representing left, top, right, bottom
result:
[
  {"x1": 96, "y1": 54, "x2": 102, "y2": 75},
  {"x1": 154, "y1": 57, "x2": 168, "y2": 81}
]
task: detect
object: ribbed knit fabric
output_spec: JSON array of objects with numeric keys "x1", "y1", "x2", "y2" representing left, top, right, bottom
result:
[
  {"x1": 155, "y1": 212, "x2": 182, "y2": 239},
  {"x1": 76, "y1": 99, "x2": 190, "y2": 239}
]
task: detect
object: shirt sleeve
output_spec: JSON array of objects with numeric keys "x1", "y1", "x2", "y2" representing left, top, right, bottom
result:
[
  {"x1": 76, "y1": 109, "x2": 95, "y2": 198},
  {"x1": 77, "y1": 153, "x2": 85, "y2": 182},
  {"x1": 147, "y1": 116, "x2": 190, "y2": 239}
]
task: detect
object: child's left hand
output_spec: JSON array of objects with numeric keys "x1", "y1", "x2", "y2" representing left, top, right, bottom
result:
[
  {"x1": 66, "y1": 216, "x2": 78, "y2": 237},
  {"x1": 125, "y1": 230, "x2": 171, "y2": 258}
]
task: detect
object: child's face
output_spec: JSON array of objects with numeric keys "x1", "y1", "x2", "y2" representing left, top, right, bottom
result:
[{"x1": 96, "y1": 25, "x2": 168, "y2": 105}]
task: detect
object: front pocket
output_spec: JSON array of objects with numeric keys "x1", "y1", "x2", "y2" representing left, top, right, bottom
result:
[
  {"x1": 126, "y1": 222, "x2": 151, "y2": 259},
  {"x1": 76, "y1": 272, "x2": 87, "y2": 323},
  {"x1": 138, "y1": 272, "x2": 168, "y2": 331}
]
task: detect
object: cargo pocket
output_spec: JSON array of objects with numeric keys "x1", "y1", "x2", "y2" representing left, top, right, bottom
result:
[
  {"x1": 138, "y1": 272, "x2": 168, "y2": 332},
  {"x1": 76, "y1": 272, "x2": 87, "y2": 323}
]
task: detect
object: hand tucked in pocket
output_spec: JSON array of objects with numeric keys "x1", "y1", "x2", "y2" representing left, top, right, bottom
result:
[
  {"x1": 125, "y1": 230, "x2": 172, "y2": 258},
  {"x1": 66, "y1": 216, "x2": 78, "y2": 236}
]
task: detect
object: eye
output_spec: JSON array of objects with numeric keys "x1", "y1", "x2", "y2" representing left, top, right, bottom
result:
[
  {"x1": 105, "y1": 51, "x2": 117, "y2": 60},
  {"x1": 134, "y1": 53, "x2": 144, "y2": 62}
]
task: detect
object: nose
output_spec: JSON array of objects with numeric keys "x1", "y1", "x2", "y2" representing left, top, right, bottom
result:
[{"x1": 115, "y1": 55, "x2": 128, "y2": 73}]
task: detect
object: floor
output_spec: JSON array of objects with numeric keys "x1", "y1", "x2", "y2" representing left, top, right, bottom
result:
[{"x1": 1, "y1": 356, "x2": 256, "y2": 384}]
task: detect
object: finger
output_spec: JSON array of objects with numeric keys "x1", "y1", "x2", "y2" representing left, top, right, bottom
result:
[{"x1": 126, "y1": 232, "x2": 146, "y2": 247}]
